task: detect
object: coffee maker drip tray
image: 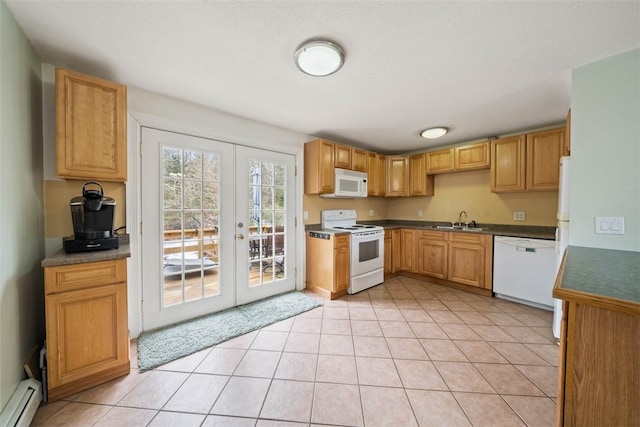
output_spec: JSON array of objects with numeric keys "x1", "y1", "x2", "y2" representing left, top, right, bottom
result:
[{"x1": 64, "y1": 236, "x2": 119, "y2": 253}]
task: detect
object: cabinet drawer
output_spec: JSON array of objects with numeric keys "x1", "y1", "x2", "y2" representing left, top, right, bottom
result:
[
  {"x1": 417, "y1": 230, "x2": 448, "y2": 240},
  {"x1": 45, "y1": 259, "x2": 127, "y2": 294},
  {"x1": 448, "y1": 232, "x2": 485, "y2": 244}
]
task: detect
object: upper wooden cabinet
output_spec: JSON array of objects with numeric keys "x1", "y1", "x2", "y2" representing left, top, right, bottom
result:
[
  {"x1": 367, "y1": 152, "x2": 386, "y2": 196},
  {"x1": 426, "y1": 142, "x2": 490, "y2": 174},
  {"x1": 334, "y1": 143, "x2": 352, "y2": 169},
  {"x1": 386, "y1": 156, "x2": 409, "y2": 197},
  {"x1": 526, "y1": 127, "x2": 565, "y2": 191},
  {"x1": 56, "y1": 68, "x2": 127, "y2": 182},
  {"x1": 409, "y1": 153, "x2": 434, "y2": 196},
  {"x1": 455, "y1": 141, "x2": 490, "y2": 171},
  {"x1": 491, "y1": 127, "x2": 565, "y2": 193},
  {"x1": 490, "y1": 135, "x2": 526, "y2": 192},
  {"x1": 304, "y1": 139, "x2": 335, "y2": 195},
  {"x1": 335, "y1": 144, "x2": 367, "y2": 172},
  {"x1": 426, "y1": 148, "x2": 454, "y2": 174},
  {"x1": 352, "y1": 148, "x2": 368, "y2": 172}
]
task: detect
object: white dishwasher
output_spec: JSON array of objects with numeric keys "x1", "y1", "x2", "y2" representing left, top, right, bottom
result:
[{"x1": 493, "y1": 236, "x2": 557, "y2": 310}]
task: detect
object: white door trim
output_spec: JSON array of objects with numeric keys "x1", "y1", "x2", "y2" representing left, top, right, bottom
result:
[{"x1": 127, "y1": 111, "x2": 305, "y2": 338}]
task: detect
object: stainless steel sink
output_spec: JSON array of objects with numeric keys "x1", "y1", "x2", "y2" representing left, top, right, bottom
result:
[{"x1": 436, "y1": 225, "x2": 485, "y2": 232}]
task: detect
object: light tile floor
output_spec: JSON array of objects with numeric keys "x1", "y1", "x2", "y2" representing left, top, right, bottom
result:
[{"x1": 32, "y1": 275, "x2": 559, "y2": 426}]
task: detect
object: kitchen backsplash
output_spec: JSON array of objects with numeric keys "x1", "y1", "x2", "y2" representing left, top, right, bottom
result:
[
  {"x1": 304, "y1": 169, "x2": 558, "y2": 227},
  {"x1": 44, "y1": 179, "x2": 126, "y2": 238}
]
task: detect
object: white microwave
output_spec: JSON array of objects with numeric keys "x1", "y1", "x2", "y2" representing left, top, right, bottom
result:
[{"x1": 320, "y1": 168, "x2": 368, "y2": 198}]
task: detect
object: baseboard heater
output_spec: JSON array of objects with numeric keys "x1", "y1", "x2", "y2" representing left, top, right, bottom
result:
[{"x1": 0, "y1": 379, "x2": 42, "y2": 427}]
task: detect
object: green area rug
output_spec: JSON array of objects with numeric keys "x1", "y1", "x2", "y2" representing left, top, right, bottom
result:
[{"x1": 137, "y1": 291, "x2": 322, "y2": 371}]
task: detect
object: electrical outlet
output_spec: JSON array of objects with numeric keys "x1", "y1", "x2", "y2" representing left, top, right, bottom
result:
[
  {"x1": 513, "y1": 211, "x2": 526, "y2": 221},
  {"x1": 368, "y1": 209, "x2": 375, "y2": 217},
  {"x1": 417, "y1": 210, "x2": 424, "y2": 218},
  {"x1": 595, "y1": 217, "x2": 625, "y2": 234},
  {"x1": 303, "y1": 211, "x2": 309, "y2": 220}
]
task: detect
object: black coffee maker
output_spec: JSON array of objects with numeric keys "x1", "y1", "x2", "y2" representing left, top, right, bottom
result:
[{"x1": 64, "y1": 181, "x2": 119, "y2": 253}]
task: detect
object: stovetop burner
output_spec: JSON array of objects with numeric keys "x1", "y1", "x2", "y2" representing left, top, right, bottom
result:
[{"x1": 321, "y1": 210, "x2": 384, "y2": 234}]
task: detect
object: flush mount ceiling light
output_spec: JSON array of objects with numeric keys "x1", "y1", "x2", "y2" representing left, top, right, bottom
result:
[
  {"x1": 420, "y1": 127, "x2": 449, "y2": 139},
  {"x1": 295, "y1": 40, "x2": 345, "y2": 77}
]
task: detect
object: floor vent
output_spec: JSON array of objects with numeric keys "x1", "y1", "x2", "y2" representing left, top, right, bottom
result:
[{"x1": 0, "y1": 379, "x2": 42, "y2": 427}]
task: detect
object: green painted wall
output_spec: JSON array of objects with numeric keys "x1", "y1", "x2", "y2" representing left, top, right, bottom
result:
[
  {"x1": 0, "y1": 1, "x2": 45, "y2": 409},
  {"x1": 570, "y1": 49, "x2": 640, "y2": 251}
]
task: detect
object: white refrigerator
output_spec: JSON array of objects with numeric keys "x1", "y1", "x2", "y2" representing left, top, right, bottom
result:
[{"x1": 553, "y1": 156, "x2": 570, "y2": 338}]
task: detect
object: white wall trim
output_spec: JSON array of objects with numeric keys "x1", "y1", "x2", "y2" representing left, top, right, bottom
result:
[{"x1": 126, "y1": 111, "x2": 305, "y2": 338}]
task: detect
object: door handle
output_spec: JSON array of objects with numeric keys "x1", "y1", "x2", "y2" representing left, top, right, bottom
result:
[{"x1": 237, "y1": 234, "x2": 245, "y2": 240}]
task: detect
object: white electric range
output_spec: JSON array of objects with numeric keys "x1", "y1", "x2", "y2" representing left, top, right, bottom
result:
[{"x1": 321, "y1": 210, "x2": 385, "y2": 294}]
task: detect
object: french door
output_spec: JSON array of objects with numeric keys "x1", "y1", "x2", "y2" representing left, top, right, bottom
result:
[{"x1": 140, "y1": 128, "x2": 296, "y2": 330}]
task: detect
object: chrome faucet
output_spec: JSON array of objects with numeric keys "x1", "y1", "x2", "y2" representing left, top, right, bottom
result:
[{"x1": 457, "y1": 210, "x2": 468, "y2": 227}]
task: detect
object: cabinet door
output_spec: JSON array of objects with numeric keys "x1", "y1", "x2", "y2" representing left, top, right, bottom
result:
[
  {"x1": 304, "y1": 139, "x2": 335, "y2": 194},
  {"x1": 334, "y1": 143, "x2": 352, "y2": 169},
  {"x1": 56, "y1": 68, "x2": 127, "y2": 182},
  {"x1": 46, "y1": 282, "x2": 129, "y2": 390},
  {"x1": 334, "y1": 235, "x2": 350, "y2": 292},
  {"x1": 447, "y1": 241, "x2": 484, "y2": 287},
  {"x1": 526, "y1": 127, "x2": 564, "y2": 191},
  {"x1": 391, "y1": 229, "x2": 402, "y2": 273},
  {"x1": 399, "y1": 229, "x2": 416, "y2": 272},
  {"x1": 386, "y1": 156, "x2": 408, "y2": 197},
  {"x1": 367, "y1": 152, "x2": 383, "y2": 196},
  {"x1": 352, "y1": 148, "x2": 368, "y2": 172},
  {"x1": 384, "y1": 232, "x2": 392, "y2": 274},
  {"x1": 426, "y1": 148, "x2": 454, "y2": 174},
  {"x1": 417, "y1": 233, "x2": 447, "y2": 279},
  {"x1": 455, "y1": 142, "x2": 490, "y2": 171},
  {"x1": 490, "y1": 135, "x2": 526, "y2": 192},
  {"x1": 409, "y1": 153, "x2": 434, "y2": 196}
]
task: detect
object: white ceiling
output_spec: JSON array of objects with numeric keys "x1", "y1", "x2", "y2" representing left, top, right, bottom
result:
[{"x1": 5, "y1": 0, "x2": 640, "y2": 153}]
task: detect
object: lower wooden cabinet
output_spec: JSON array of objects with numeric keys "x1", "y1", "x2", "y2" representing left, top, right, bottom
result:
[
  {"x1": 448, "y1": 233, "x2": 493, "y2": 289},
  {"x1": 392, "y1": 228, "x2": 418, "y2": 273},
  {"x1": 44, "y1": 258, "x2": 130, "y2": 401},
  {"x1": 384, "y1": 230, "x2": 392, "y2": 275},
  {"x1": 417, "y1": 230, "x2": 448, "y2": 279},
  {"x1": 389, "y1": 228, "x2": 493, "y2": 292},
  {"x1": 557, "y1": 301, "x2": 640, "y2": 426},
  {"x1": 306, "y1": 232, "x2": 350, "y2": 299}
]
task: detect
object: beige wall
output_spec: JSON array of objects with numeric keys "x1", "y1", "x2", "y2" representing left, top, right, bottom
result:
[
  {"x1": 303, "y1": 195, "x2": 389, "y2": 225},
  {"x1": 45, "y1": 180, "x2": 126, "y2": 238},
  {"x1": 304, "y1": 169, "x2": 558, "y2": 226}
]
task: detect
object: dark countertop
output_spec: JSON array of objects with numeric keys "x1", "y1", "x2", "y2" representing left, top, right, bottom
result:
[
  {"x1": 554, "y1": 246, "x2": 640, "y2": 312},
  {"x1": 306, "y1": 220, "x2": 556, "y2": 240},
  {"x1": 42, "y1": 235, "x2": 131, "y2": 267}
]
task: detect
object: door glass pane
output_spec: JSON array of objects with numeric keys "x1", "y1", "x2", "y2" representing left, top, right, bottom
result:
[
  {"x1": 248, "y1": 159, "x2": 287, "y2": 287},
  {"x1": 162, "y1": 146, "x2": 220, "y2": 307}
]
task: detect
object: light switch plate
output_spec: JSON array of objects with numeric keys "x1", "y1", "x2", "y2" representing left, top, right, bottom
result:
[
  {"x1": 303, "y1": 211, "x2": 309, "y2": 220},
  {"x1": 513, "y1": 211, "x2": 526, "y2": 221},
  {"x1": 595, "y1": 217, "x2": 625, "y2": 234},
  {"x1": 369, "y1": 209, "x2": 375, "y2": 217},
  {"x1": 417, "y1": 210, "x2": 424, "y2": 218}
]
